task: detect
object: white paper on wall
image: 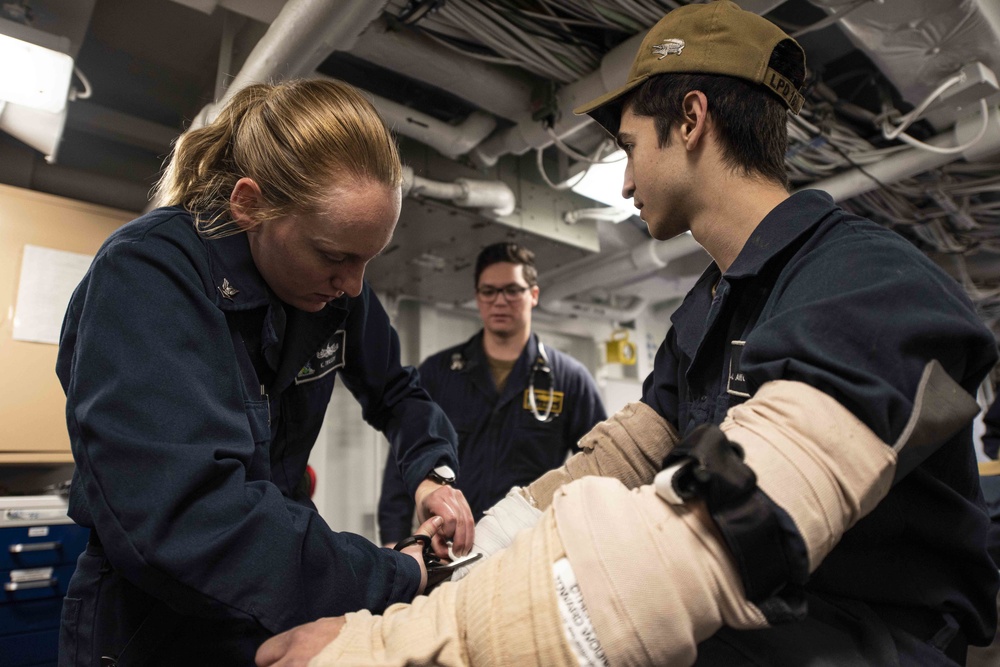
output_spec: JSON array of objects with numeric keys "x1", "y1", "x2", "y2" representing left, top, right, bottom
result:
[{"x1": 12, "y1": 245, "x2": 93, "y2": 345}]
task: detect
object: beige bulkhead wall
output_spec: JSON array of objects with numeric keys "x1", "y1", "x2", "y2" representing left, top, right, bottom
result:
[{"x1": 0, "y1": 183, "x2": 131, "y2": 463}]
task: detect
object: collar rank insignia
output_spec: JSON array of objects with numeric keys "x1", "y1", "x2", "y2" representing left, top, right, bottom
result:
[
  {"x1": 218, "y1": 278, "x2": 239, "y2": 300},
  {"x1": 652, "y1": 38, "x2": 685, "y2": 59}
]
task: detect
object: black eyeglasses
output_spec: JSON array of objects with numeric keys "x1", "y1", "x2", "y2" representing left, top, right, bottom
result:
[{"x1": 476, "y1": 284, "x2": 530, "y2": 301}]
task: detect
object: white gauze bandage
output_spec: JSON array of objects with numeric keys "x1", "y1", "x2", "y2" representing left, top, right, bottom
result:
[
  {"x1": 453, "y1": 402, "x2": 675, "y2": 581},
  {"x1": 451, "y1": 487, "x2": 541, "y2": 581}
]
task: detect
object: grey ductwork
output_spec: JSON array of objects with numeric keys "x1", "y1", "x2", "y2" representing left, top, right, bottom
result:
[
  {"x1": 808, "y1": 0, "x2": 1000, "y2": 130},
  {"x1": 367, "y1": 92, "x2": 496, "y2": 159},
  {"x1": 401, "y1": 165, "x2": 516, "y2": 217},
  {"x1": 349, "y1": 19, "x2": 536, "y2": 123},
  {"x1": 804, "y1": 104, "x2": 1000, "y2": 202},
  {"x1": 191, "y1": 0, "x2": 389, "y2": 129},
  {"x1": 537, "y1": 233, "x2": 703, "y2": 321}
]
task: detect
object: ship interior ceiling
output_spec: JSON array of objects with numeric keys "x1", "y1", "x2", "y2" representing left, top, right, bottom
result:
[{"x1": 1, "y1": 0, "x2": 1000, "y2": 336}]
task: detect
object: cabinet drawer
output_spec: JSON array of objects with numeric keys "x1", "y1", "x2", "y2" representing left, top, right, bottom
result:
[
  {"x1": 0, "y1": 594, "x2": 64, "y2": 636},
  {"x1": 0, "y1": 625, "x2": 59, "y2": 665},
  {"x1": 0, "y1": 524, "x2": 88, "y2": 570},
  {"x1": 1, "y1": 563, "x2": 74, "y2": 607}
]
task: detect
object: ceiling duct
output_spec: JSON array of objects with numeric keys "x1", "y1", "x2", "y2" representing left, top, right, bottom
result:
[
  {"x1": 191, "y1": 0, "x2": 389, "y2": 129},
  {"x1": 368, "y1": 91, "x2": 496, "y2": 160},
  {"x1": 808, "y1": 0, "x2": 1000, "y2": 130},
  {"x1": 537, "y1": 233, "x2": 704, "y2": 321},
  {"x1": 807, "y1": 101, "x2": 1000, "y2": 201},
  {"x1": 401, "y1": 166, "x2": 515, "y2": 217},
  {"x1": 348, "y1": 18, "x2": 536, "y2": 123}
]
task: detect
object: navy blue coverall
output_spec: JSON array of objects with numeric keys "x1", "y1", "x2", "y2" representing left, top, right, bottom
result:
[
  {"x1": 55, "y1": 207, "x2": 459, "y2": 666},
  {"x1": 640, "y1": 190, "x2": 998, "y2": 665},
  {"x1": 377, "y1": 331, "x2": 606, "y2": 544}
]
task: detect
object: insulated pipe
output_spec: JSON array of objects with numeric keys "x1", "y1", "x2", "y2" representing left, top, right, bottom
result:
[
  {"x1": 32, "y1": 162, "x2": 150, "y2": 212},
  {"x1": 401, "y1": 166, "x2": 516, "y2": 217},
  {"x1": 349, "y1": 19, "x2": 536, "y2": 123},
  {"x1": 66, "y1": 101, "x2": 177, "y2": 153},
  {"x1": 191, "y1": 0, "x2": 387, "y2": 129},
  {"x1": 540, "y1": 234, "x2": 703, "y2": 306},
  {"x1": 539, "y1": 295, "x2": 649, "y2": 322},
  {"x1": 368, "y1": 93, "x2": 496, "y2": 159},
  {"x1": 803, "y1": 104, "x2": 1000, "y2": 202},
  {"x1": 536, "y1": 234, "x2": 703, "y2": 322}
]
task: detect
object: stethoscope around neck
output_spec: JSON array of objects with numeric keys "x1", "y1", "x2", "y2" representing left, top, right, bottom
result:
[
  {"x1": 527, "y1": 342, "x2": 556, "y2": 423},
  {"x1": 450, "y1": 340, "x2": 557, "y2": 422}
]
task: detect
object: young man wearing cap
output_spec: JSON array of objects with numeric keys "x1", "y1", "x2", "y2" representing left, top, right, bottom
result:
[{"x1": 256, "y1": 3, "x2": 998, "y2": 666}]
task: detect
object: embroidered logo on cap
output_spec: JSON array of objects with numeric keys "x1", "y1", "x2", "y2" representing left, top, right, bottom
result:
[{"x1": 652, "y1": 38, "x2": 685, "y2": 59}]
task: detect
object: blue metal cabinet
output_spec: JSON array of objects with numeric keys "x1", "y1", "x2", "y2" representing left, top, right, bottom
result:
[{"x1": 1, "y1": 496, "x2": 87, "y2": 667}]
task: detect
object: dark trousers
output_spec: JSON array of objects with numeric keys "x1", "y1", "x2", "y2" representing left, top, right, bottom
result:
[{"x1": 693, "y1": 593, "x2": 964, "y2": 667}]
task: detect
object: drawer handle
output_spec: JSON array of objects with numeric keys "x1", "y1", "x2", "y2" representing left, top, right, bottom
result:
[
  {"x1": 4, "y1": 578, "x2": 57, "y2": 591},
  {"x1": 9, "y1": 541, "x2": 61, "y2": 553}
]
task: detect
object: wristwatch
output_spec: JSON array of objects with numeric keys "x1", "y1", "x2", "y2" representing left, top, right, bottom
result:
[{"x1": 427, "y1": 464, "x2": 456, "y2": 486}]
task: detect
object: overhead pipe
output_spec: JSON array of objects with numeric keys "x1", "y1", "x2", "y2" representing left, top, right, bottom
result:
[
  {"x1": 366, "y1": 91, "x2": 496, "y2": 159},
  {"x1": 537, "y1": 233, "x2": 704, "y2": 321},
  {"x1": 803, "y1": 104, "x2": 1000, "y2": 202},
  {"x1": 401, "y1": 165, "x2": 515, "y2": 217},
  {"x1": 66, "y1": 101, "x2": 177, "y2": 154},
  {"x1": 191, "y1": 0, "x2": 389, "y2": 129},
  {"x1": 349, "y1": 19, "x2": 536, "y2": 123},
  {"x1": 31, "y1": 162, "x2": 150, "y2": 212}
]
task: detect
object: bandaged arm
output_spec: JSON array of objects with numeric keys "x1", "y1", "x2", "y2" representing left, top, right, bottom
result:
[
  {"x1": 452, "y1": 401, "x2": 677, "y2": 580},
  {"x1": 525, "y1": 400, "x2": 679, "y2": 509},
  {"x1": 309, "y1": 366, "x2": 976, "y2": 667}
]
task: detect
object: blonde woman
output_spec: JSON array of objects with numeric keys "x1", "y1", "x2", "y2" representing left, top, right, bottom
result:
[{"x1": 56, "y1": 78, "x2": 473, "y2": 666}]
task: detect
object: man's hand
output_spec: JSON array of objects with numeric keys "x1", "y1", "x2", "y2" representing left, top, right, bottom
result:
[
  {"x1": 255, "y1": 616, "x2": 346, "y2": 667},
  {"x1": 415, "y1": 480, "x2": 474, "y2": 557},
  {"x1": 255, "y1": 516, "x2": 444, "y2": 667}
]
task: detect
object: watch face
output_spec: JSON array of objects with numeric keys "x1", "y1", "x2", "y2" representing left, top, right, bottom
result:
[{"x1": 432, "y1": 465, "x2": 456, "y2": 484}]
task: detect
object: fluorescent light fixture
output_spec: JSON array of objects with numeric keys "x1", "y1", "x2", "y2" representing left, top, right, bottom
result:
[
  {"x1": 0, "y1": 19, "x2": 73, "y2": 113},
  {"x1": 568, "y1": 149, "x2": 640, "y2": 217}
]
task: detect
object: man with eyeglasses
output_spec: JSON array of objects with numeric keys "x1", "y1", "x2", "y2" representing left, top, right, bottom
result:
[{"x1": 377, "y1": 242, "x2": 606, "y2": 545}]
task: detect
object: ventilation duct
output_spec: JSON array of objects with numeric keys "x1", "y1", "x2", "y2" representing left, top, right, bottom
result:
[{"x1": 401, "y1": 166, "x2": 515, "y2": 218}]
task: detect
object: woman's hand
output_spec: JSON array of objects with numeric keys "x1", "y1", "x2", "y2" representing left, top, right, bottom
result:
[{"x1": 415, "y1": 480, "x2": 475, "y2": 557}]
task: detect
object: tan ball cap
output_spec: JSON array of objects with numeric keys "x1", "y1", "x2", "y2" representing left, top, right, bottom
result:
[{"x1": 575, "y1": 0, "x2": 805, "y2": 135}]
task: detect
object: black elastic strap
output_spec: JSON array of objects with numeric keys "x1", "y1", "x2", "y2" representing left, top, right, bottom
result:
[{"x1": 662, "y1": 425, "x2": 808, "y2": 608}]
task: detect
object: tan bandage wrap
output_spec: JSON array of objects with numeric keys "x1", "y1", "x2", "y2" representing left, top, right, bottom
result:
[
  {"x1": 719, "y1": 380, "x2": 897, "y2": 570},
  {"x1": 309, "y1": 383, "x2": 898, "y2": 667},
  {"x1": 526, "y1": 401, "x2": 678, "y2": 509},
  {"x1": 554, "y1": 478, "x2": 767, "y2": 666},
  {"x1": 310, "y1": 510, "x2": 576, "y2": 667},
  {"x1": 551, "y1": 381, "x2": 898, "y2": 666}
]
